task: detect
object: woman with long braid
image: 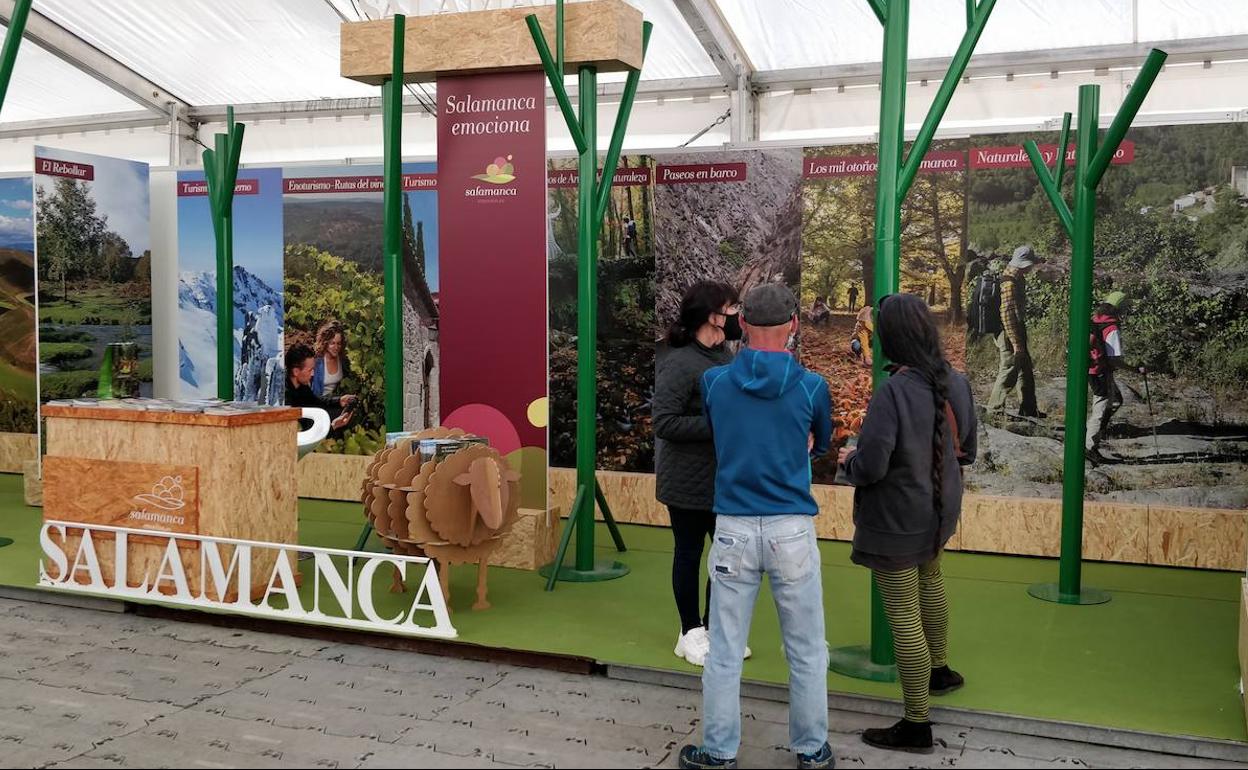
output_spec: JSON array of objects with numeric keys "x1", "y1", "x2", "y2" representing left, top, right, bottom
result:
[{"x1": 838, "y1": 293, "x2": 978, "y2": 753}]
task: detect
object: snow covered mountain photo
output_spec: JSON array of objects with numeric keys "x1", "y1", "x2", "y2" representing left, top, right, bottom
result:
[{"x1": 178, "y1": 265, "x2": 283, "y2": 403}]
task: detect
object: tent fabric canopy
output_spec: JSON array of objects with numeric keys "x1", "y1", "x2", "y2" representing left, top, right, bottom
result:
[{"x1": 0, "y1": 0, "x2": 1245, "y2": 141}]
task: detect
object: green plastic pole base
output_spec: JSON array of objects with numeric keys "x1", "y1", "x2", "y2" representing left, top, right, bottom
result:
[
  {"x1": 1027, "y1": 582, "x2": 1111, "y2": 605},
  {"x1": 828, "y1": 644, "x2": 898, "y2": 682},
  {"x1": 539, "y1": 561, "x2": 630, "y2": 583},
  {"x1": 0, "y1": 537, "x2": 13, "y2": 548}
]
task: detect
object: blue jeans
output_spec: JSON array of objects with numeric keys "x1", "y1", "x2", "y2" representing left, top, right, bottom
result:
[{"x1": 701, "y1": 514, "x2": 828, "y2": 759}]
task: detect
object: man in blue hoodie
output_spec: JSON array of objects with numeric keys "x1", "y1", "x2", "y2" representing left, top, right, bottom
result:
[{"x1": 678, "y1": 284, "x2": 835, "y2": 770}]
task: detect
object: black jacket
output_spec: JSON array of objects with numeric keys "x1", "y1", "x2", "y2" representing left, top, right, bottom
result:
[
  {"x1": 843, "y1": 367, "x2": 977, "y2": 567},
  {"x1": 653, "y1": 341, "x2": 733, "y2": 510}
]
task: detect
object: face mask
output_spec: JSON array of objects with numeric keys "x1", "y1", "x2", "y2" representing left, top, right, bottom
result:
[{"x1": 722, "y1": 312, "x2": 743, "y2": 342}]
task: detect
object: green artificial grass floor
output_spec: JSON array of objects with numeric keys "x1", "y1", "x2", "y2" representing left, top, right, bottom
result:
[{"x1": 3, "y1": 475, "x2": 1244, "y2": 742}]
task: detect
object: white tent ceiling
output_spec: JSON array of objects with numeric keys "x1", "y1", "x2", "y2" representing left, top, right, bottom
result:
[{"x1": 0, "y1": 0, "x2": 1244, "y2": 168}]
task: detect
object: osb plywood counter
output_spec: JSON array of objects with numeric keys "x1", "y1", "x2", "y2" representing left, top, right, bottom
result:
[{"x1": 41, "y1": 405, "x2": 302, "y2": 597}]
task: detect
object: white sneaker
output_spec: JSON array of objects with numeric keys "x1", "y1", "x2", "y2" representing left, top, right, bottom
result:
[
  {"x1": 675, "y1": 627, "x2": 753, "y2": 666},
  {"x1": 675, "y1": 626, "x2": 711, "y2": 666}
]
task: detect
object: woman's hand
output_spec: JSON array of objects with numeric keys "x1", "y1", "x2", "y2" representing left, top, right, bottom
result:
[
  {"x1": 838, "y1": 446, "x2": 856, "y2": 466},
  {"x1": 339, "y1": 394, "x2": 357, "y2": 407}
]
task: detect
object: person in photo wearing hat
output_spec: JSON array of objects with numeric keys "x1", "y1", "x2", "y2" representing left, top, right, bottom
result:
[
  {"x1": 678, "y1": 283, "x2": 836, "y2": 770},
  {"x1": 1088, "y1": 290, "x2": 1136, "y2": 461},
  {"x1": 987, "y1": 245, "x2": 1043, "y2": 418}
]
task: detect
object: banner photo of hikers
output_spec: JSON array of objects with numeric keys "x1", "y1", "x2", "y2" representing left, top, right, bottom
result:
[{"x1": 547, "y1": 123, "x2": 1248, "y2": 513}]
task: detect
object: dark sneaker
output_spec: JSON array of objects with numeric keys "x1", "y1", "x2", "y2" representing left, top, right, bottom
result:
[
  {"x1": 861, "y1": 719, "x2": 934, "y2": 754},
  {"x1": 930, "y1": 665, "x2": 965, "y2": 696},
  {"x1": 678, "y1": 745, "x2": 738, "y2": 769},
  {"x1": 797, "y1": 741, "x2": 836, "y2": 769}
]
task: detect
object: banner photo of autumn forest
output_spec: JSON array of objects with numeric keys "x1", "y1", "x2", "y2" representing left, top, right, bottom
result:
[{"x1": 551, "y1": 123, "x2": 1248, "y2": 511}]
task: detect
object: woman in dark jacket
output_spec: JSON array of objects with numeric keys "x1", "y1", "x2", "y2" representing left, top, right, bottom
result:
[
  {"x1": 654, "y1": 280, "x2": 745, "y2": 667},
  {"x1": 838, "y1": 293, "x2": 977, "y2": 753}
]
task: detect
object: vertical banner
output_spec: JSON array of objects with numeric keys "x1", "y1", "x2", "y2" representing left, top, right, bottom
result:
[
  {"x1": 547, "y1": 159, "x2": 656, "y2": 473},
  {"x1": 176, "y1": 168, "x2": 284, "y2": 403},
  {"x1": 438, "y1": 72, "x2": 547, "y2": 508},
  {"x1": 0, "y1": 175, "x2": 36, "y2": 433},
  {"x1": 799, "y1": 143, "x2": 969, "y2": 483},
  {"x1": 282, "y1": 164, "x2": 439, "y2": 456},
  {"x1": 34, "y1": 148, "x2": 152, "y2": 404}
]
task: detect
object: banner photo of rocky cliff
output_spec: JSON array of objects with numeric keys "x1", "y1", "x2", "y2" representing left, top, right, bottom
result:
[
  {"x1": 967, "y1": 124, "x2": 1248, "y2": 509},
  {"x1": 800, "y1": 142, "x2": 969, "y2": 484},
  {"x1": 283, "y1": 164, "x2": 439, "y2": 456},
  {"x1": 0, "y1": 175, "x2": 36, "y2": 433},
  {"x1": 547, "y1": 156, "x2": 656, "y2": 472},
  {"x1": 34, "y1": 148, "x2": 151, "y2": 404},
  {"x1": 176, "y1": 167, "x2": 284, "y2": 404}
]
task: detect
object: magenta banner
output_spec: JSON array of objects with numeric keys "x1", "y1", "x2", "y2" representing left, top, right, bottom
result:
[{"x1": 437, "y1": 71, "x2": 547, "y2": 498}]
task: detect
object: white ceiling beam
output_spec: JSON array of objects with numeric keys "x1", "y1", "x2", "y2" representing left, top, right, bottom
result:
[
  {"x1": 755, "y1": 35, "x2": 1248, "y2": 92},
  {"x1": 671, "y1": 0, "x2": 756, "y2": 142},
  {"x1": 188, "y1": 76, "x2": 729, "y2": 124},
  {"x1": 0, "y1": 0, "x2": 187, "y2": 115}
]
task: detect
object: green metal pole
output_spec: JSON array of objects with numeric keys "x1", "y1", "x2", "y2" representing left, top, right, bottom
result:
[
  {"x1": 1058, "y1": 84, "x2": 1100, "y2": 601},
  {"x1": 529, "y1": 12, "x2": 640, "y2": 586},
  {"x1": 897, "y1": 0, "x2": 998, "y2": 198},
  {"x1": 382, "y1": 14, "x2": 406, "y2": 433},
  {"x1": 1027, "y1": 49, "x2": 1165, "y2": 606},
  {"x1": 0, "y1": 0, "x2": 29, "y2": 549},
  {"x1": 868, "y1": 0, "x2": 908, "y2": 670},
  {"x1": 0, "y1": 0, "x2": 32, "y2": 110},
  {"x1": 211, "y1": 108, "x2": 245, "y2": 401},
  {"x1": 574, "y1": 65, "x2": 598, "y2": 573}
]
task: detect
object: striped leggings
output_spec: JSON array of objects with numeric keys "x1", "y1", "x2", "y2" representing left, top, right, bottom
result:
[{"x1": 872, "y1": 555, "x2": 948, "y2": 723}]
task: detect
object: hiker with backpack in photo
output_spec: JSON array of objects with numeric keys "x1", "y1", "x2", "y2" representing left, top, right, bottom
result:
[
  {"x1": 838, "y1": 293, "x2": 978, "y2": 754},
  {"x1": 1088, "y1": 290, "x2": 1141, "y2": 463},
  {"x1": 987, "y1": 246, "x2": 1043, "y2": 419}
]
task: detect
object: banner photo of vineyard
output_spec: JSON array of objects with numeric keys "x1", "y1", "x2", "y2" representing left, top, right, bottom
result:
[
  {"x1": 547, "y1": 156, "x2": 657, "y2": 471},
  {"x1": 966, "y1": 124, "x2": 1248, "y2": 509},
  {"x1": 176, "y1": 167, "x2": 284, "y2": 404},
  {"x1": 282, "y1": 163, "x2": 439, "y2": 456},
  {"x1": 0, "y1": 175, "x2": 35, "y2": 433},
  {"x1": 800, "y1": 142, "x2": 969, "y2": 484},
  {"x1": 34, "y1": 148, "x2": 152, "y2": 404}
]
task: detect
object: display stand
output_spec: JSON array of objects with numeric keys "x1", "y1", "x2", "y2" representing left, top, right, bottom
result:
[
  {"x1": 202, "y1": 108, "x2": 246, "y2": 400},
  {"x1": 338, "y1": 0, "x2": 648, "y2": 576},
  {"x1": 1023, "y1": 48, "x2": 1168, "y2": 606},
  {"x1": 527, "y1": 0, "x2": 651, "y2": 588},
  {"x1": 0, "y1": 0, "x2": 32, "y2": 550},
  {"x1": 831, "y1": 0, "x2": 999, "y2": 683}
]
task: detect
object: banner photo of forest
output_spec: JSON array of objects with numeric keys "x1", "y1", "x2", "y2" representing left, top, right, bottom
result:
[
  {"x1": 34, "y1": 147, "x2": 152, "y2": 405},
  {"x1": 177, "y1": 168, "x2": 284, "y2": 404},
  {"x1": 547, "y1": 156, "x2": 657, "y2": 471},
  {"x1": 797, "y1": 124, "x2": 1248, "y2": 509},
  {"x1": 283, "y1": 164, "x2": 439, "y2": 456},
  {"x1": 0, "y1": 176, "x2": 35, "y2": 433}
]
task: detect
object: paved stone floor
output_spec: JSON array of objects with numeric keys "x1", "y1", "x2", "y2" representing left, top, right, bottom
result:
[{"x1": 0, "y1": 596, "x2": 1242, "y2": 769}]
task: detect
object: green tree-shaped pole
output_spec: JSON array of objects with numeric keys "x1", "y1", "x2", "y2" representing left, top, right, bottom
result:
[
  {"x1": 528, "y1": 0, "x2": 652, "y2": 589},
  {"x1": 0, "y1": 0, "x2": 31, "y2": 550},
  {"x1": 203, "y1": 107, "x2": 245, "y2": 400},
  {"x1": 1024, "y1": 48, "x2": 1168, "y2": 606},
  {"x1": 381, "y1": 14, "x2": 405, "y2": 433},
  {"x1": 830, "y1": 0, "x2": 998, "y2": 683}
]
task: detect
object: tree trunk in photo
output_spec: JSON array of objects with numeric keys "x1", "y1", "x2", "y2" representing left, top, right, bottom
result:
[{"x1": 640, "y1": 176, "x2": 652, "y2": 253}]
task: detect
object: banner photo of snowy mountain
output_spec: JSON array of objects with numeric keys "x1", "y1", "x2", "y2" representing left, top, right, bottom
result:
[
  {"x1": 34, "y1": 147, "x2": 151, "y2": 403},
  {"x1": 176, "y1": 167, "x2": 284, "y2": 404},
  {"x1": 283, "y1": 163, "x2": 439, "y2": 456},
  {"x1": 0, "y1": 175, "x2": 36, "y2": 433}
]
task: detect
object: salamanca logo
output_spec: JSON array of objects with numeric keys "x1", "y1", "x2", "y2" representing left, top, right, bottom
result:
[
  {"x1": 444, "y1": 94, "x2": 535, "y2": 137},
  {"x1": 130, "y1": 475, "x2": 187, "y2": 527}
]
